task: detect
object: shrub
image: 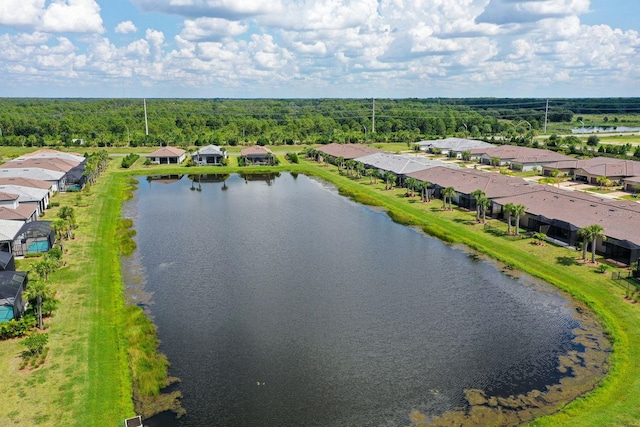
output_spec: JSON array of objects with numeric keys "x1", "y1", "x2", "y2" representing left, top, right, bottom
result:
[
  {"x1": 121, "y1": 153, "x2": 140, "y2": 169},
  {"x1": 22, "y1": 332, "x2": 48, "y2": 355},
  {"x1": 0, "y1": 316, "x2": 37, "y2": 340},
  {"x1": 596, "y1": 264, "x2": 609, "y2": 273},
  {"x1": 285, "y1": 152, "x2": 299, "y2": 164}
]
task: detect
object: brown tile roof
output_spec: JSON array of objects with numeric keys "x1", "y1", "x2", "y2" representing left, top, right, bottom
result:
[
  {"x1": 0, "y1": 204, "x2": 37, "y2": 221},
  {"x1": 2, "y1": 158, "x2": 79, "y2": 173},
  {"x1": 241, "y1": 146, "x2": 273, "y2": 156},
  {"x1": 544, "y1": 157, "x2": 640, "y2": 178},
  {"x1": 22, "y1": 148, "x2": 83, "y2": 157},
  {"x1": 0, "y1": 178, "x2": 53, "y2": 190},
  {"x1": 316, "y1": 143, "x2": 383, "y2": 160},
  {"x1": 493, "y1": 186, "x2": 640, "y2": 245},
  {"x1": 147, "y1": 146, "x2": 186, "y2": 158},
  {"x1": 406, "y1": 167, "x2": 539, "y2": 198},
  {"x1": 0, "y1": 192, "x2": 19, "y2": 201},
  {"x1": 469, "y1": 146, "x2": 572, "y2": 164},
  {"x1": 625, "y1": 176, "x2": 640, "y2": 184}
]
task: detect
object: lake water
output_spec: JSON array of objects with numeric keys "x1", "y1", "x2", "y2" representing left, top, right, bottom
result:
[{"x1": 123, "y1": 173, "x2": 598, "y2": 426}]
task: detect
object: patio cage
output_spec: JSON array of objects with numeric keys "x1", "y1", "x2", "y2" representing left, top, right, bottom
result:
[
  {"x1": 12, "y1": 221, "x2": 55, "y2": 257},
  {"x1": 0, "y1": 271, "x2": 28, "y2": 322},
  {"x1": 0, "y1": 251, "x2": 15, "y2": 272}
]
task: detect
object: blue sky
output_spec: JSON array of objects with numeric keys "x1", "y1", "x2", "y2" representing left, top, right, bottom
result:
[{"x1": 0, "y1": 0, "x2": 638, "y2": 98}]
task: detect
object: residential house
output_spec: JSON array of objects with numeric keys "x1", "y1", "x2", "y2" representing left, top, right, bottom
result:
[
  {"x1": 623, "y1": 176, "x2": 640, "y2": 193},
  {"x1": 192, "y1": 145, "x2": 227, "y2": 166},
  {"x1": 492, "y1": 186, "x2": 640, "y2": 265},
  {"x1": 0, "y1": 220, "x2": 24, "y2": 254},
  {"x1": 357, "y1": 153, "x2": 459, "y2": 185},
  {"x1": 146, "y1": 147, "x2": 187, "y2": 164},
  {"x1": 469, "y1": 146, "x2": 573, "y2": 171},
  {"x1": 240, "y1": 146, "x2": 275, "y2": 165},
  {"x1": 0, "y1": 185, "x2": 50, "y2": 214},
  {"x1": 0, "y1": 192, "x2": 38, "y2": 222},
  {"x1": 542, "y1": 157, "x2": 640, "y2": 185},
  {"x1": 0, "y1": 168, "x2": 65, "y2": 192},
  {"x1": 417, "y1": 138, "x2": 495, "y2": 158},
  {"x1": 315, "y1": 143, "x2": 383, "y2": 165},
  {"x1": 406, "y1": 167, "x2": 538, "y2": 212}
]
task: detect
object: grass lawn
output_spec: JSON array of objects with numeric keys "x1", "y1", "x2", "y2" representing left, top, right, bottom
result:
[{"x1": 2, "y1": 152, "x2": 640, "y2": 426}]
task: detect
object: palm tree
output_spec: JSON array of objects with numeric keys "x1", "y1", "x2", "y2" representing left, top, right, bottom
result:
[
  {"x1": 384, "y1": 172, "x2": 397, "y2": 190},
  {"x1": 503, "y1": 202, "x2": 514, "y2": 235},
  {"x1": 335, "y1": 156, "x2": 345, "y2": 173},
  {"x1": 461, "y1": 150, "x2": 472, "y2": 162},
  {"x1": 442, "y1": 186, "x2": 456, "y2": 211},
  {"x1": 511, "y1": 204, "x2": 526, "y2": 236},
  {"x1": 24, "y1": 279, "x2": 48, "y2": 330},
  {"x1": 405, "y1": 178, "x2": 418, "y2": 197},
  {"x1": 596, "y1": 175, "x2": 608, "y2": 188},
  {"x1": 421, "y1": 181, "x2": 431, "y2": 202},
  {"x1": 478, "y1": 196, "x2": 491, "y2": 224},
  {"x1": 471, "y1": 189, "x2": 486, "y2": 221},
  {"x1": 579, "y1": 224, "x2": 607, "y2": 263}
]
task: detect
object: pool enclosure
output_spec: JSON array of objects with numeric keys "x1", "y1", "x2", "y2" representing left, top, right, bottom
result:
[
  {"x1": 0, "y1": 251, "x2": 15, "y2": 271},
  {"x1": 0, "y1": 271, "x2": 28, "y2": 322},
  {"x1": 11, "y1": 221, "x2": 55, "y2": 257}
]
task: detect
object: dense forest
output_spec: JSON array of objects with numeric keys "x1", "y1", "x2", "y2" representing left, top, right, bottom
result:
[{"x1": 0, "y1": 98, "x2": 639, "y2": 149}]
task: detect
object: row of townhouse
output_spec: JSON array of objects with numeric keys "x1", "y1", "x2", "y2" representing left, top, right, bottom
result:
[
  {"x1": 315, "y1": 143, "x2": 640, "y2": 266},
  {"x1": 0, "y1": 149, "x2": 80, "y2": 257}
]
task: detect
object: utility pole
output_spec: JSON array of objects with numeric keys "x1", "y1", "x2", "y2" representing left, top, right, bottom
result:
[
  {"x1": 372, "y1": 98, "x2": 375, "y2": 134},
  {"x1": 543, "y1": 99, "x2": 549, "y2": 134},
  {"x1": 144, "y1": 98, "x2": 149, "y2": 136}
]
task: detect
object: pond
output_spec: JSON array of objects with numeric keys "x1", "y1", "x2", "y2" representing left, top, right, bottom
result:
[{"x1": 123, "y1": 173, "x2": 608, "y2": 427}]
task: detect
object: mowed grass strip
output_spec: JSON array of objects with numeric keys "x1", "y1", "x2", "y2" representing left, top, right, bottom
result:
[{"x1": 0, "y1": 162, "x2": 133, "y2": 427}]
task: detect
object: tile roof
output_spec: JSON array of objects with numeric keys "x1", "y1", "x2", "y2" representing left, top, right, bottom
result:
[
  {"x1": 1, "y1": 158, "x2": 79, "y2": 173},
  {"x1": 0, "y1": 185, "x2": 49, "y2": 203},
  {"x1": 406, "y1": 166, "x2": 538, "y2": 198},
  {"x1": 417, "y1": 138, "x2": 496, "y2": 151},
  {"x1": 0, "y1": 192, "x2": 19, "y2": 202},
  {"x1": 544, "y1": 157, "x2": 640, "y2": 178},
  {"x1": 0, "y1": 178, "x2": 53, "y2": 190},
  {"x1": 0, "y1": 168, "x2": 65, "y2": 181},
  {"x1": 357, "y1": 153, "x2": 460, "y2": 175},
  {"x1": 147, "y1": 146, "x2": 186, "y2": 158},
  {"x1": 469, "y1": 146, "x2": 573, "y2": 164},
  {"x1": 193, "y1": 145, "x2": 225, "y2": 156},
  {"x1": 0, "y1": 219, "x2": 23, "y2": 241},
  {"x1": 241, "y1": 146, "x2": 272, "y2": 156},
  {"x1": 17, "y1": 149, "x2": 85, "y2": 163},
  {"x1": 0, "y1": 204, "x2": 37, "y2": 221},
  {"x1": 316, "y1": 143, "x2": 383, "y2": 160}
]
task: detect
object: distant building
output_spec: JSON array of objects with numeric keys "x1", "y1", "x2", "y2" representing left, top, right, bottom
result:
[{"x1": 146, "y1": 147, "x2": 187, "y2": 164}]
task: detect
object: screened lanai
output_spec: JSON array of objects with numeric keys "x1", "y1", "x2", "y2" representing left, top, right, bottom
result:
[
  {"x1": 0, "y1": 271, "x2": 28, "y2": 322},
  {"x1": 0, "y1": 251, "x2": 15, "y2": 271},
  {"x1": 12, "y1": 221, "x2": 55, "y2": 256}
]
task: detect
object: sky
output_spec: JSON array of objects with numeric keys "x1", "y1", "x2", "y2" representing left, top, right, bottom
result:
[{"x1": 0, "y1": 0, "x2": 638, "y2": 99}]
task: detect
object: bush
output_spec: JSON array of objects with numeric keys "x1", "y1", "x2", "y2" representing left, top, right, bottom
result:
[
  {"x1": 596, "y1": 264, "x2": 609, "y2": 273},
  {"x1": 285, "y1": 152, "x2": 299, "y2": 163},
  {"x1": 22, "y1": 332, "x2": 48, "y2": 355},
  {"x1": 0, "y1": 316, "x2": 37, "y2": 340},
  {"x1": 121, "y1": 153, "x2": 140, "y2": 169}
]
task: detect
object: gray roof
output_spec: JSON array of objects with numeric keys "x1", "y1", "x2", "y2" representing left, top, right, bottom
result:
[
  {"x1": 193, "y1": 145, "x2": 225, "y2": 156},
  {"x1": 356, "y1": 153, "x2": 460, "y2": 175},
  {"x1": 417, "y1": 138, "x2": 495, "y2": 151},
  {"x1": 0, "y1": 168, "x2": 64, "y2": 181},
  {"x1": 0, "y1": 220, "x2": 23, "y2": 242},
  {"x1": 0, "y1": 185, "x2": 49, "y2": 204}
]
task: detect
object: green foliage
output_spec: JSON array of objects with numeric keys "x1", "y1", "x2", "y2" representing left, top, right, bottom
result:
[
  {"x1": 596, "y1": 264, "x2": 609, "y2": 273},
  {"x1": 121, "y1": 153, "x2": 140, "y2": 168},
  {"x1": 285, "y1": 152, "x2": 299, "y2": 163},
  {"x1": 22, "y1": 332, "x2": 48, "y2": 355},
  {"x1": 0, "y1": 315, "x2": 36, "y2": 340}
]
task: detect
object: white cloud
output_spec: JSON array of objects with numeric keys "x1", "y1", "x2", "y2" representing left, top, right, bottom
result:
[
  {"x1": 0, "y1": 0, "x2": 104, "y2": 33},
  {"x1": 115, "y1": 21, "x2": 137, "y2": 34},
  {"x1": 0, "y1": 0, "x2": 44, "y2": 28},
  {"x1": 180, "y1": 17, "x2": 248, "y2": 41}
]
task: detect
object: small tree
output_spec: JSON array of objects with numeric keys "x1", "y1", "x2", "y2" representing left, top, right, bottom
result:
[
  {"x1": 442, "y1": 186, "x2": 456, "y2": 211},
  {"x1": 511, "y1": 204, "x2": 526, "y2": 236},
  {"x1": 587, "y1": 135, "x2": 600, "y2": 146},
  {"x1": 22, "y1": 333, "x2": 48, "y2": 355},
  {"x1": 471, "y1": 189, "x2": 486, "y2": 222},
  {"x1": 503, "y1": 202, "x2": 514, "y2": 235}
]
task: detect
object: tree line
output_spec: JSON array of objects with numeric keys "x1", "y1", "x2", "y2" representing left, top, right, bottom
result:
[{"x1": 0, "y1": 98, "x2": 595, "y2": 149}]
